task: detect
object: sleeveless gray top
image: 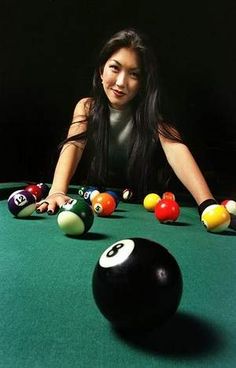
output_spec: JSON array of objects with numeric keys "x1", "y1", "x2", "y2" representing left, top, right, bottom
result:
[{"x1": 108, "y1": 105, "x2": 133, "y2": 185}]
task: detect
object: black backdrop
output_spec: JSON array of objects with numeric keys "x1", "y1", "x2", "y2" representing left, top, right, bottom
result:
[{"x1": 1, "y1": 0, "x2": 236, "y2": 196}]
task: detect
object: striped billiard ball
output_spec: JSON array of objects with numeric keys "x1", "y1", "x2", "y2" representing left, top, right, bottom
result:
[
  {"x1": 57, "y1": 198, "x2": 94, "y2": 236},
  {"x1": 8, "y1": 190, "x2": 36, "y2": 218},
  {"x1": 201, "y1": 204, "x2": 231, "y2": 233}
]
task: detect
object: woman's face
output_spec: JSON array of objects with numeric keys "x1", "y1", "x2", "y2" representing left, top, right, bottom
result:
[{"x1": 100, "y1": 47, "x2": 141, "y2": 110}]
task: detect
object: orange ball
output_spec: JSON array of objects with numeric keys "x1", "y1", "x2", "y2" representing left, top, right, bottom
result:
[{"x1": 92, "y1": 192, "x2": 116, "y2": 216}]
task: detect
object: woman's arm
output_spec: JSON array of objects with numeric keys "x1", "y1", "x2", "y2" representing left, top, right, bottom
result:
[
  {"x1": 159, "y1": 134, "x2": 214, "y2": 205},
  {"x1": 36, "y1": 98, "x2": 91, "y2": 213}
]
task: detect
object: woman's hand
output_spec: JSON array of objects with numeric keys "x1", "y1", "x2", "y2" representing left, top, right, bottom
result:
[{"x1": 36, "y1": 192, "x2": 72, "y2": 215}]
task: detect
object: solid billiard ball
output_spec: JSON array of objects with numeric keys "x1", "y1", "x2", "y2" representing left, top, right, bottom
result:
[
  {"x1": 92, "y1": 192, "x2": 116, "y2": 216},
  {"x1": 162, "y1": 191, "x2": 176, "y2": 201},
  {"x1": 122, "y1": 188, "x2": 133, "y2": 201},
  {"x1": 201, "y1": 204, "x2": 231, "y2": 233},
  {"x1": 8, "y1": 190, "x2": 36, "y2": 218},
  {"x1": 25, "y1": 184, "x2": 43, "y2": 201},
  {"x1": 155, "y1": 199, "x2": 180, "y2": 223},
  {"x1": 143, "y1": 193, "x2": 161, "y2": 212},
  {"x1": 106, "y1": 190, "x2": 120, "y2": 208},
  {"x1": 221, "y1": 199, "x2": 236, "y2": 216},
  {"x1": 92, "y1": 238, "x2": 183, "y2": 330},
  {"x1": 57, "y1": 198, "x2": 94, "y2": 236}
]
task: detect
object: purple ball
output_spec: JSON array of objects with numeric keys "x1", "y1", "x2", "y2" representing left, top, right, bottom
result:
[{"x1": 8, "y1": 190, "x2": 36, "y2": 217}]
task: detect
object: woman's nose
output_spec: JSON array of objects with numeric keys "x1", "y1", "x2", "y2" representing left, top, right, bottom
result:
[{"x1": 116, "y1": 72, "x2": 126, "y2": 87}]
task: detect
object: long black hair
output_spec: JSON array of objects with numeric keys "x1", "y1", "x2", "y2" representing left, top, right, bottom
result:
[{"x1": 63, "y1": 28, "x2": 182, "y2": 194}]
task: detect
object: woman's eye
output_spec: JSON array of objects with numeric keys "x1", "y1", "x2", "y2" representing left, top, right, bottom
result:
[
  {"x1": 130, "y1": 71, "x2": 139, "y2": 79},
  {"x1": 110, "y1": 65, "x2": 119, "y2": 72}
]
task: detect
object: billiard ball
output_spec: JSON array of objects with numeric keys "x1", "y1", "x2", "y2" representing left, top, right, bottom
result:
[
  {"x1": 89, "y1": 188, "x2": 100, "y2": 202},
  {"x1": 143, "y1": 193, "x2": 161, "y2": 212},
  {"x1": 92, "y1": 192, "x2": 116, "y2": 216},
  {"x1": 162, "y1": 191, "x2": 176, "y2": 201},
  {"x1": 155, "y1": 199, "x2": 180, "y2": 223},
  {"x1": 201, "y1": 204, "x2": 231, "y2": 233},
  {"x1": 25, "y1": 184, "x2": 43, "y2": 201},
  {"x1": 106, "y1": 190, "x2": 120, "y2": 208},
  {"x1": 83, "y1": 187, "x2": 100, "y2": 204},
  {"x1": 57, "y1": 198, "x2": 94, "y2": 236},
  {"x1": 36, "y1": 183, "x2": 49, "y2": 198},
  {"x1": 221, "y1": 199, "x2": 236, "y2": 216},
  {"x1": 92, "y1": 238, "x2": 183, "y2": 330},
  {"x1": 122, "y1": 188, "x2": 133, "y2": 201},
  {"x1": 8, "y1": 190, "x2": 36, "y2": 218},
  {"x1": 83, "y1": 188, "x2": 93, "y2": 204},
  {"x1": 78, "y1": 186, "x2": 87, "y2": 197}
]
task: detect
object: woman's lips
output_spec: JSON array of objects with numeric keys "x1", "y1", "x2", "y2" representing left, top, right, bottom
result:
[{"x1": 112, "y1": 89, "x2": 126, "y2": 97}]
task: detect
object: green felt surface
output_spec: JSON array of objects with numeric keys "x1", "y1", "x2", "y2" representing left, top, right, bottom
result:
[{"x1": 0, "y1": 184, "x2": 236, "y2": 368}]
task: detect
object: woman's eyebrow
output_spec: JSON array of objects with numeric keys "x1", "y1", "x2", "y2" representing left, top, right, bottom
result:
[{"x1": 110, "y1": 59, "x2": 140, "y2": 71}]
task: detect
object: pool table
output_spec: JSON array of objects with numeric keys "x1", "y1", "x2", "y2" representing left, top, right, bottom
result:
[{"x1": 1, "y1": 182, "x2": 236, "y2": 368}]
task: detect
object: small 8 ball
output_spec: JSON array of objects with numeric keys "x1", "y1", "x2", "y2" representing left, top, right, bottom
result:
[{"x1": 92, "y1": 238, "x2": 183, "y2": 330}]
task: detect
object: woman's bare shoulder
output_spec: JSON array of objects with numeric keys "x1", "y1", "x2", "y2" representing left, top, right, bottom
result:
[{"x1": 73, "y1": 97, "x2": 94, "y2": 118}]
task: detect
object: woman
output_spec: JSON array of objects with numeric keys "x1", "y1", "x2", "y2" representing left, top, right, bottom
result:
[{"x1": 36, "y1": 28, "x2": 215, "y2": 216}]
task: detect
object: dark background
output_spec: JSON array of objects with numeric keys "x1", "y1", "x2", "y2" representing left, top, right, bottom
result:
[{"x1": 1, "y1": 0, "x2": 236, "y2": 196}]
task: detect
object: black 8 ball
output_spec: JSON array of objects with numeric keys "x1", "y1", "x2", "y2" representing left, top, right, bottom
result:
[{"x1": 92, "y1": 238, "x2": 183, "y2": 331}]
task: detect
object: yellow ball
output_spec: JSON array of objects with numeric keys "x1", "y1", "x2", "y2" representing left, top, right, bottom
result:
[
  {"x1": 201, "y1": 204, "x2": 231, "y2": 233},
  {"x1": 143, "y1": 193, "x2": 161, "y2": 212}
]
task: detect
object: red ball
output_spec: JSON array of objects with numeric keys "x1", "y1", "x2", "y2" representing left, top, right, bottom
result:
[
  {"x1": 221, "y1": 199, "x2": 236, "y2": 216},
  {"x1": 92, "y1": 192, "x2": 116, "y2": 216},
  {"x1": 155, "y1": 199, "x2": 180, "y2": 223},
  {"x1": 25, "y1": 184, "x2": 43, "y2": 201},
  {"x1": 162, "y1": 191, "x2": 176, "y2": 201}
]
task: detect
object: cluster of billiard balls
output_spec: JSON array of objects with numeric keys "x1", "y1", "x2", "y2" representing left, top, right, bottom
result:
[
  {"x1": 143, "y1": 191, "x2": 236, "y2": 233},
  {"x1": 57, "y1": 187, "x2": 117, "y2": 237},
  {"x1": 7, "y1": 183, "x2": 49, "y2": 218},
  {"x1": 7, "y1": 183, "x2": 133, "y2": 237},
  {"x1": 58, "y1": 186, "x2": 123, "y2": 233},
  {"x1": 143, "y1": 191, "x2": 180, "y2": 223},
  {"x1": 57, "y1": 187, "x2": 133, "y2": 236}
]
